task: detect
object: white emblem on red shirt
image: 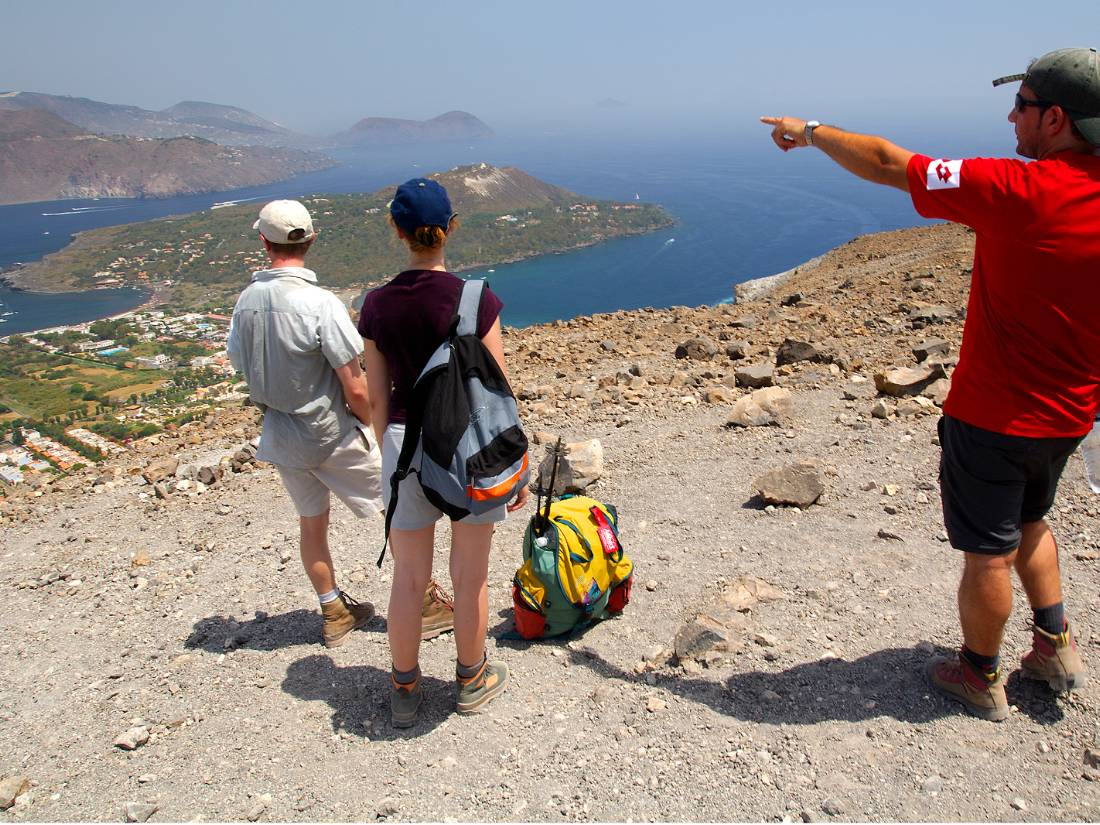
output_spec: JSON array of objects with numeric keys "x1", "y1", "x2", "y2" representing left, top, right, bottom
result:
[{"x1": 926, "y1": 158, "x2": 963, "y2": 190}]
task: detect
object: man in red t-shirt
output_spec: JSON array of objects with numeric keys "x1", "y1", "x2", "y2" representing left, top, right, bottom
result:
[{"x1": 761, "y1": 47, "x2": 1100, "y2": 722}]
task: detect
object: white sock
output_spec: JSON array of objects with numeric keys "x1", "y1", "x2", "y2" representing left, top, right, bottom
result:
[{"x1": 318, "y1": 588, "x2": 341, "y2": 605}]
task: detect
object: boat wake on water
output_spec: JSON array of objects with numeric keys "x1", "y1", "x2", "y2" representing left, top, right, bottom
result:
[
  {"x1": 41, "y1": 206, "x2": 129, "y2": 217},
  {"x1": 211, "y1": 196, "x2": 260, "y2": 210}
]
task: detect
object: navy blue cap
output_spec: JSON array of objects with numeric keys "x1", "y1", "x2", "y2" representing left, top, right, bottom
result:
[{"x1": 389, "y1": 178, "x2": 455, "y2": 234}]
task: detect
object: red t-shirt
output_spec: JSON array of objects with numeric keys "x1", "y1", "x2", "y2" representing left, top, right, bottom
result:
[
  {"x1": 907, "y1": 151, "x2": 1100, "y2": 437},
  {"x1": 358, "y1": 269, "x2": 503, "y2": 424}
]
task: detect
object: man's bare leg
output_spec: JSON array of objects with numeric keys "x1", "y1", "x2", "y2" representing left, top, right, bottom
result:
[
  {"x1": 958, "y1": 550, "x2": 1017, "y2": 657},
  {"x1": 1014, "y1": 519, "x2": 1062, "y2": 610},
  {"x1": 299, "y1": 509, "x2": 336, "y2": 595}
]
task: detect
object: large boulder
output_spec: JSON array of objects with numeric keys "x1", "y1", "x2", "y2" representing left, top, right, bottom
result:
[
  {"x1": 535, "y1": 439, "x2": 604, "y2": 495},
  {"x1": 754, "y1": 461, "x2": 825, "y2": 507},
  {"x1": 725, "y1": 341, "x2": 748, "y2": 360},
  {"x1": 735, "y1": 362, "x2": 775, "y2": 389},
  {"x1": 912, "y1": 338, "x2": 950, "y2": 363},
  {"x1": 142, "y1": 457, "x2": 179, "y2": 484},
  {"x1": 873, "y1": 363, "x2": 947, "y2": 397},
  {"x1": 907, "y1": 304, "x2": 956, "y2": 327},
  {"x1": 673, "y1": 610, "x2": 749, "y2": 661},
  {"x1": 0, "y1": 777, "x2": 29, "y2": 811},
  {"x1": 775, "y1": 339, "x2": 829, "y2": 367},
  {"x1": 675, "y1": 337, "x2": 718, "y2": 361},
  {"x1": 726, "y1": 387, "x2": 793, "y2": 428},
  {"x1": 721, "y1": 576, "x2": 786, "y2": 612}
]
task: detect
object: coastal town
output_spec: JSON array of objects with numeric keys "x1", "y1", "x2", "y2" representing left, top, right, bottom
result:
[{"x1": 0, "y1": 306, "x2": 244, "y2": 489}]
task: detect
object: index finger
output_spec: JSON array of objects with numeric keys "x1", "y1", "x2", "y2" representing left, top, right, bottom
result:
[{"x1": 759, "y1": 116, "x2": 782, "y2": 125}]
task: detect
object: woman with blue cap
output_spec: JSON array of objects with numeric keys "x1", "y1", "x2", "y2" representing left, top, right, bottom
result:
[{"x1": 358, "y1": 178, "x2": 528, "y2": 728}]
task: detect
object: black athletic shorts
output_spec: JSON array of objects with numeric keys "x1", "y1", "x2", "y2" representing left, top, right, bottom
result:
[{"x1": 938, "y1": 415, "x2": 1083, "y2": 555}]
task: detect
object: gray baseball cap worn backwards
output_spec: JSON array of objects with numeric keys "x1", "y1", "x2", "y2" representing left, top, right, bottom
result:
[{"x1": 993, "y1": 47, "x2": 1100, "y2": 146}]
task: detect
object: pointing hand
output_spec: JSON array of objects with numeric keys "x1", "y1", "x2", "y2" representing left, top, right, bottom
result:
[{"x1": 760, "y1": 116, "x2": 809, "y2": 152}]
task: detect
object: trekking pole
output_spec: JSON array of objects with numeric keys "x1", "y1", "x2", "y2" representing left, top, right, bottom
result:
[{"x1": 541, "y1": 437, "x2": 563, "y2": 533}]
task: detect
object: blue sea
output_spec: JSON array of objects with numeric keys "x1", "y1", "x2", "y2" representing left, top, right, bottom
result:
[{"x1": 0, "y1": 134, "x2": 938, "y2": 333}]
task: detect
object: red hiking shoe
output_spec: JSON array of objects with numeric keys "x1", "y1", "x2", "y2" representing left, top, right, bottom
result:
[
  {"x1": 926, "y1": 652, "x2": 1009, "y2": 722},
  {"x1": 1021, "y1": 622, "x2": 1087, "y2": 692}
]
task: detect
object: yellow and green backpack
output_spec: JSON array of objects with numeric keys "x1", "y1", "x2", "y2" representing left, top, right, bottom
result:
[{"x1": 512, "y1": 493, "x2": 634, "y2": 639}]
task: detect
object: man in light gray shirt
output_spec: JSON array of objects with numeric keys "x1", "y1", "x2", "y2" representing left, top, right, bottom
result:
[{"x1": 228, "y1": 200, "x2": 454, "y2": 647}]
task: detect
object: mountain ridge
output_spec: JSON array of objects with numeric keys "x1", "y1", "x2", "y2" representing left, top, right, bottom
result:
[
  {"x1": 0, "y1": 91, "x2": 318, "y2": 149},
  {"x1": 0, "y1": 109, "x2": 336, "y2": 205}
]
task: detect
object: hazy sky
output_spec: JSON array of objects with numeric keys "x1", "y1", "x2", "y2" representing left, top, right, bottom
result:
[{"x1": 2, "y1": 1, "x2": 1096, "y2": 138}]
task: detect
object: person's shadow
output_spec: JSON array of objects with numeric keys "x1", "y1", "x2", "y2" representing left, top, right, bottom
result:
[
  {"x1": 281, "y1": 655, "x2": 449, "y2": 739},
  {"x1": 568, "y1": 643, "x2": 1067, "y2": 726},
  {"x1": 183, "y1": 609, "x2": 383, "y2": 653}
]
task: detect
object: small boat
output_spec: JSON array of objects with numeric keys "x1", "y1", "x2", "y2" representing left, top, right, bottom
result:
[
  {"x1": 487, "y1": 269, "x2": 495, "y2": 273},
  {"x1": 634, "y1": 193, "x2": 640, "y2": 200}
]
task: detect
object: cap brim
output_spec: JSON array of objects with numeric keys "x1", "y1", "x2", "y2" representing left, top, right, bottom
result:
[
  {"x1": 252, "y1": 219, "x2": 261, "y2": 230},
  {"x1": 991, "y1": 72, "x2": 1026, "y2": 88}
]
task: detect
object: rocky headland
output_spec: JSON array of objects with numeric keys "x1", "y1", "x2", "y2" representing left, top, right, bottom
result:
[{"x1": 2, "y1": 222, "x2": 1099, "y2": 822}]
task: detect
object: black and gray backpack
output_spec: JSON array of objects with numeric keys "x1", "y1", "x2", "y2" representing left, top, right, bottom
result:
[{"x1": 378, "y1": 278, "x2": 530, "y2": 565}]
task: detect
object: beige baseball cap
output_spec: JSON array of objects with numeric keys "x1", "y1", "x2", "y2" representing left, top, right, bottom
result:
[{"x1": 253, "y1": 199, "x2": 316, "y2": 244}]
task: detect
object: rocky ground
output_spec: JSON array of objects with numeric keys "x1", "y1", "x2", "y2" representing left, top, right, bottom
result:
[{"x1": 3, "y1": 223, "x2": 1100, "y2": 822}]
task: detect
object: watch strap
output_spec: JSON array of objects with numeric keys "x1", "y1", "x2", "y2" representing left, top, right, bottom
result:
[{"x1": 804, "y1": 120, "x2": 821, "y2": 146}]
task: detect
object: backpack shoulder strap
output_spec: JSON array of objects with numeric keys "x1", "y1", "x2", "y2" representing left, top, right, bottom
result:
[{"x1": 454, "y1": 278, "x2": 486, "y2": 337}]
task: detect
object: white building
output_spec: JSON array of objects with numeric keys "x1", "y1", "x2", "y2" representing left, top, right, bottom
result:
[
  {"x1": 135, "y1": 354, "x2": 175, "y2": 369},
  {"x1": 0, "y1": 467, "x2": 23, "y2": 485},
  {"x1": 76, "y1": 339, "x2": 116, "y2": 352}
]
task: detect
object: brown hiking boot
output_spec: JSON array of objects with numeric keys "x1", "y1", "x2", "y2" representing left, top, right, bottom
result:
[
  {"x1": 926, "y1": 652, "x2": 1009, "y2": 722},
  {"x1": 1022, "y1": 622, "x2": 1087, "y2": 692},
  {"x1": 421, "y1": 580, "x2": 455, "y2": 641},
  {"x1": 321, "y1": 592, "x2": 375, "y2": 648}
]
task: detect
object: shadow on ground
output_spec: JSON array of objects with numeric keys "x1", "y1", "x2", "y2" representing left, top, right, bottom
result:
[
  {"x1": 569, "y1": 643, "x2": 1067, "y2": 726},
  {"x1": 282, "y1": 654, "x2": 449, "y2": 739},
  {"x1": 183, "y1": 609, "x2": 383, "y2": 653}
]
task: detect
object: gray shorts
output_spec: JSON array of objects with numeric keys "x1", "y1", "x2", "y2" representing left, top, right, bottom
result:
[
  {"x1": 382, "y1": 423, "x2": 506, "y2": 531},
  {"x1": 276, "y1": 425, "x2": 384, "y2": 519}
]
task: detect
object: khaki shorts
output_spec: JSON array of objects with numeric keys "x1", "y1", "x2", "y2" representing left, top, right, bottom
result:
[
  {"x1": 276, "y1": 425, "x2": 384, "y2": 519},
  {"x1": 382, "y1": 423, "x2": 506, "y2": 531}
]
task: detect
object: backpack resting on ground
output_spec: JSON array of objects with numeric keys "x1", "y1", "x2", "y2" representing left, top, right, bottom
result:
[{"x1": 512, "y1": 493, "x2": 634, "y2": 639}]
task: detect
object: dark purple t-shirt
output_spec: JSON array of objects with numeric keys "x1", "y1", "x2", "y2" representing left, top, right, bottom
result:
[{"x1": 358, "y1": 269, "x2": 503, "y2": 424}]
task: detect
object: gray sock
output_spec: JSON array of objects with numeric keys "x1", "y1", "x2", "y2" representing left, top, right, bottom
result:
[
  {"x1": 392, "y1": 664, "x2": 420, "y2": 685},
  {"x1": 457, "y1": 653, "x2": 486, "y2": 679},
  {"x1": 318, "y1": 588, "x2": 341, "y2": 605}
]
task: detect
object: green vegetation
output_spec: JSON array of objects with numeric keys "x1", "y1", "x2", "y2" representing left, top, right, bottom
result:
[
  {"x1": 89, "y1": 420, "x2": 162, "y2": 441},
  {"x1": 0, "y1": 340, "x2": 166, "y2": 421}
]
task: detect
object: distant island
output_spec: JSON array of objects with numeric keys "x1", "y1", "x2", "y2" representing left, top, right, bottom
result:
[
  {"x1": 7, "y1": 163, "x2": 674, "y2": 311},
  {"x1": 0, "y1": 109, "x2": 336, "y2": 205},
  {"x1": 329, "y1": 111, "x2": 493, "y2": 147}
]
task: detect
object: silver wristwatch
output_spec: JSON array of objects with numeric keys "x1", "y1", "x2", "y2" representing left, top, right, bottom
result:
[{"x1": 804, "y1": 120, "x2": 821, "y2": 146}]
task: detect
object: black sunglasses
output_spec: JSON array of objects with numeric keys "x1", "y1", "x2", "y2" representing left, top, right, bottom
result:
[{"x1": 1015, "y1": 92, "x2": 1053, "y2": 113}]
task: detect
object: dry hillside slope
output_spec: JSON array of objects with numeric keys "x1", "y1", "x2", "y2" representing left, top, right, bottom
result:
[{"x1": 1, "y1": 223, "x2": 1099, "y2": 822}]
